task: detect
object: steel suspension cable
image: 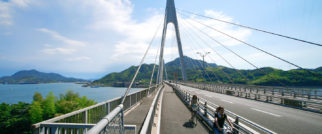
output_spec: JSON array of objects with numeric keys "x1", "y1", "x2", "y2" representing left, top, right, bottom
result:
[
  {"x1": 181, "y1": 14, "x2": 289, "y2": 86},
  {"x1": 181, "y1": 20, "x2": 234, "y2": 83},
  {"x1": 180, "y1": 27, "x2": 220, "y2": 82},
  {"x1": 121, "y1": 22, "x2": 162, "y2": 104},
  {"x1": 180, "y1": 13, "x2": 259, "y2": 70},
  {"x1": 182, "y1": 17, "x2": 247, "y2": 83},
  {"x1": 148, "y1": 45, "x2": 160, "y2": 91},
  {"x1": 182, "y1": 13, "x2": 320, "y2": 77},
  {"x1": 179, "y1": 17, "x2": 249, "y2": 82},
  {"x1": 180, "y1": 18, "x2": 235, "y2": 84},
  {"x1": 176, "y1": 8, "x2": 322, "y2": 47}
]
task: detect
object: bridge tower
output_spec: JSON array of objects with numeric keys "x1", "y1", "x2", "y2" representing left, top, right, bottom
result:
[{"x1": 157, "y1": 0, "x2": 187, "y2": 83}]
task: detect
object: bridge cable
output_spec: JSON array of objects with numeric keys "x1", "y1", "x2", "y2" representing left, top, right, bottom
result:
[
  {"x1": 180, "y1": 14, "x2": 289, "y2": 86},
  {"x1": 180, "y1": 26, "x2": 221, "y2": 82},
  {"x1": 176, "y1": 8, "x2": 322, "y2": 47},
  {"x1": 121, "y1": 21, "x2": 162, "y2": 104},
  {"x1": 180, "y1": 19, "x2": 234, "y2": 83},
  {"x1": 148, "y1": 44, "x2": 160, "y2": 90},
  {"x1": 181, "y1": 13, "x2": 321, "y2": 78},
  {"x1": 180, "y1": 13, "x2": 259, "y2": 69},
  {"x1": 179, "y1": 16, "x2": 249, "y2": 82},
  {"x1": 182, "y1": 33, "x2": 215, "y2": 82}
]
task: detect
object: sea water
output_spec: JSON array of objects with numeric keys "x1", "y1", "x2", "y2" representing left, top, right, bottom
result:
[{"x1": 0, "y1": 83, "x2": 144, "y2": 104}]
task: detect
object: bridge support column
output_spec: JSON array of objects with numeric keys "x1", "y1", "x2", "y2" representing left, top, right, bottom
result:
[{"x1": 157, "y1": 0, "x2": 187, "y2": 83}]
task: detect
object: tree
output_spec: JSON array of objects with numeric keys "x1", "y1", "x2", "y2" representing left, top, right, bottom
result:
[
  {"x1": 33, "y1": 92, "x2": 43, "y2": 102},
  {"x1": 29, "y1": 101, "x2": 43, "y2": 124},
  {"x1": 77, "y1": 96, "x2": 96, "y2": 108},
  {"x1": 42, "y1": 92, "x2": 56, "y2": 119}
]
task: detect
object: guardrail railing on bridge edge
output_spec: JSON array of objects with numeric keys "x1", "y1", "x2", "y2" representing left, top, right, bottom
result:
[
  {"x1": 176, "y1": 81, "x2": 322, "y2": 113},
  {"x1": 33, "y1": 84, "x2": 161, "y2": 134},
  {"x1": 166, "y1": 82, "x2": 276, "y2": 134}
]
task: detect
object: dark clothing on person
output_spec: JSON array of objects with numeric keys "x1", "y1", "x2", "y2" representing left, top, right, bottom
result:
[{"x1": 214, "y1": 113, "x2": 227, "y2": 129}]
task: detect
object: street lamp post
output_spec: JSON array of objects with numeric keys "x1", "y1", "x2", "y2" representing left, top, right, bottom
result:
[{"x1": 196, "y1": 52, "x2": 211, "y2": 69}]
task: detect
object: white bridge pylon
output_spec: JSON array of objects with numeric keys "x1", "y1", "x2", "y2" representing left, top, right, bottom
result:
[{"x1": 157, "y1": 0, "x2": 187, "y2": 83}]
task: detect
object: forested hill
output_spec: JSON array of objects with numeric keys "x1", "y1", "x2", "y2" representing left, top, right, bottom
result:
[
  {"x1": 94, "y1": 56, "x2": 322, "y2": 87},
  {"x1": 0, "y1": 70, "x2": 87, "y2": 84}
]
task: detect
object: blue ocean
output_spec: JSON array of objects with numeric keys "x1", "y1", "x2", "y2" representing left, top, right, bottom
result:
[{"x1": 0, "y1": 83, "x2": 144, "y2": 104}]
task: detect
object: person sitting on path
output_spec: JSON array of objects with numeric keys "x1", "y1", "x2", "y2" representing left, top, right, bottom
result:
[
  {"x1": 214, "y1": 106, "x2": 234, "y2": 134},
  {"x1": 190, "y1": 95, "x2": 199, "y2": 126}
]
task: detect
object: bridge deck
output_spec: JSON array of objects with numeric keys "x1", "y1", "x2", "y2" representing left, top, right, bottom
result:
[
  {"x1": 124, "y1": 89, "x2": 157, "y2": 133},
  {"x1": 178, "y1": 84, "x2": 322, "y2": 134},
  {"x1": 161, "y1": 84, "x2": 210, "y2": 134}
]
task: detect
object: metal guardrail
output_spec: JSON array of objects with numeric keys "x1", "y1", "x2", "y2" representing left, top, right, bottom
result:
[
  {"x1": 140, "y1": 84, "x2": 164, "y2": 134},
  {"x1": 177, "y1": 81, "x2": 322, "y2": 99},
  {"x1": 33, "y1": 85, "x2": 159, "y2": 134},
  {"x1": 87, "y1": 104, "x2": 124, "y2": 134},
  {"x1": 167, "y1": 82, "x2": 276, "y2": 134},
  {"x1": 88, "y1": 84, "x2": 164, "y2": 134},
  {"x1": 177, "y1": 81, "x2": 322, "y2": 113}
]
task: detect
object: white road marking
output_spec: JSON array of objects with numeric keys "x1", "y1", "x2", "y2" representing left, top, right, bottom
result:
[
  {"x1": 221, "y1": 99, "x2": 233, "y2": 104},
  {"x1": 251, "y1": 108, "x2": 282, "y2": 117},
  {"x1": 205, "y1": 94, "x2": 213, "y2": 98}
]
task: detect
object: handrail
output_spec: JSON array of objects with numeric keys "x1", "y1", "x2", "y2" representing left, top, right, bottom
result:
[
  {"x1": 87, "y1": 104, "x2": 124, "y2": 134},
  {"x1": 33, "y1": 87, "x2": 153, "y2": 128},
  {"x1": 140, "y1": 84, "x2": 164, "y2": 134},
  {"x1": 179, "y1": 81, "x2": 322, "y2": 94},
  {"x1": 178, "y1": 81, "x2": 322, "y2": 113}
]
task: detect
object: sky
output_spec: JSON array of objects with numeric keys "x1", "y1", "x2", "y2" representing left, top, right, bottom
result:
[{"x1": 0, "y1": 0, "x2": 321, "y2": 79}]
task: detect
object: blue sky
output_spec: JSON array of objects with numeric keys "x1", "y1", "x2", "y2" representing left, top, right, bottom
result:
[{"x1": 0, "y1": 0, "x2": 321, "y2": 79}]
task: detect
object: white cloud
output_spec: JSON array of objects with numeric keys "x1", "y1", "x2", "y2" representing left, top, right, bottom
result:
[
  {"x1": 0, "y1": 0, "x2": 255, "y2": 76},
  {"x1": 42, "y1": 48, "x2": 76, "y2": 55},
  {"x1": 67, "y1": 56, "x2": 91, "y2": 61},
  {"x1": 0, "y1": 0, "x2": 35, "y2": 26},
  {"x1": 0, "y1": 1, "x2": 12, "y2": 26},
  {"x1": 38, "y1": 28, "x2": 87, "y2": 47},
  {"x1": 11, "y1": 0, "x2": 33, "y2": 8}
]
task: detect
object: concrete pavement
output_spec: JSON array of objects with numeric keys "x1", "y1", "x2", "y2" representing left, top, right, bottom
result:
[
  {"x1": 160, "y1": 84, "x2": 210, "y2": 134},
  {"x1": 124, "y1": 90, "x2": 157, "y2": 133}
]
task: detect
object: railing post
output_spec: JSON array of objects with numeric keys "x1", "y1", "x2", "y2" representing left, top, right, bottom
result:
[
  {"x1": 85, "y1": 110, "x2": 88, "y2": 124},
  {"x1": 204, "y1": 101, "x2": 208, "y2": 117},
  {"x1": 120, "y1": 110, "x2": 124, "y2": 134},
  {"x1": 50, "y1": 127, "x2": 57, "y2": 134},
  {"x1": 234, "y1": 116, "x2": 239, "y2": 134},
  {"x1": 108, "y1": 102, "x2": 111, "y2": 113},
  {"x1": 130, "y1": 95, "x2": 132, "y2": 107},
  {"x1": 40, "y1": 127, "x2": 45, "y2": 134},
  {"x1": 281, "y1": 98, "x2": 284, "y2": 104}
]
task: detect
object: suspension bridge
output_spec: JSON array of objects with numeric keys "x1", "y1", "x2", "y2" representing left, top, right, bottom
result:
[{"x1": 32, "y1": 0, "x2": 322, "y2": 134}]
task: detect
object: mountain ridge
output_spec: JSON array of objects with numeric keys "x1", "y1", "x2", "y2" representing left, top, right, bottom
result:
[
  {"x1": 0, "y1": 69, "x2": 87, "y2": 84},
  {"x1": 94, "y1": 56, "x2": 322, "y2": 87}
]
